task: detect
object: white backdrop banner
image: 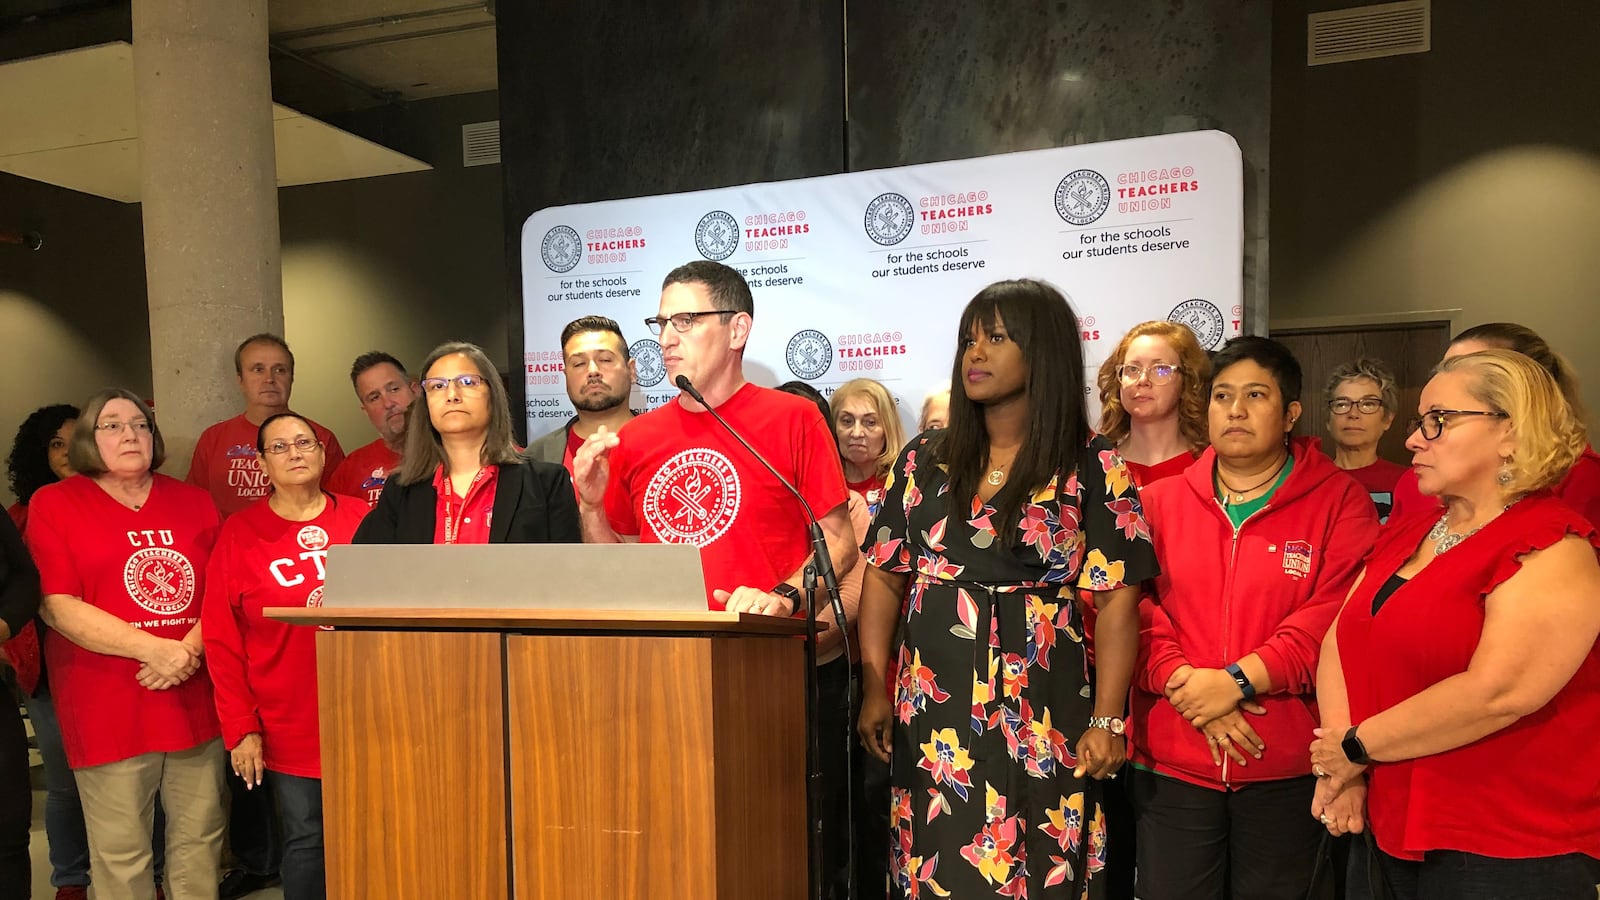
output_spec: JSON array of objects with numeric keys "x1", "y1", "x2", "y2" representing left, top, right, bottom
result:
[{"x1": 520, "y1": 130, "x2": 1244, "y2": 439}]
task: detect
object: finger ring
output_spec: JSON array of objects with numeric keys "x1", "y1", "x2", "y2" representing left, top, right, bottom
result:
[
  {"x1": 1314, "y1": 764, "x2": 1328, "y2": 778},
  {"x1": 1108, "y1": 772, "x2": 1118, "y2": 780},
  {"x1": 1319, "y1": 814, "x2": 1329, "y2": 824}
]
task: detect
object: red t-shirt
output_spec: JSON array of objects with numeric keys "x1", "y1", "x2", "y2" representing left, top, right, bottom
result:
[
  {"x1": 432, "y1": 465, "x2": 497, "y2": 545},
  {"x1": 326, "y1": 438, "x2": 400, "y2": 507},
  {"x1": 1339, "y1": 493, "x2": 1600, "y2": 861},
  {"x1": 187, "y1": 414, "x2": 346, "y2": 518},
  {"x1": 604, "y1": 384, "x2": 849, "y2": 608},
  {"x1": 202, "y1": 494, "x2": 369, "y2": 778},
  {"x1": 26, "y1": 474, "x2": 223, "y2": 768},
  {"x1": 1340, "y1": 457, "x2": 1408, "y2": 523},
  {"x1": 846, "y1": 474, "x2": 887, "y2": 517},
  {"x1": 1123, "y1": 451, "x2": 1196, "y2": 490},
  {"x1": 563, "y1": 428, "x2": 585, "y2": 476},
  {"x1": 1, "y1": 502, "x2": 40, "y2": 695}
]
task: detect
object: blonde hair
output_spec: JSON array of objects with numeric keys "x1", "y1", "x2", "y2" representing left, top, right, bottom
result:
[
  {"x1": 918, "y1": 384, "x2": 951, "y2": 431},
  {"x1": 1096, "y1": 321, "x2": 1210, "y2": 450},
  {"x1": 829, "y1": 378, "x2": 905, "y2": 480},
  {"x1": 1438, "y1": 349, "x2": 1587, "y2": 495}
]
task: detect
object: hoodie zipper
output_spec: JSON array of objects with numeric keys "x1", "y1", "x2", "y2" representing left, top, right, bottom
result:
[{"x1": 1212, "y1": 497, "x2": 1270, "y2": 788}]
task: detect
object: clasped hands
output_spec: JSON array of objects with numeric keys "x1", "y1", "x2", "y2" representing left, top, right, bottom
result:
[
  {"x1": 135, "y1": 636, "x2": 202, "y2": 691},
  {"x1": 1165, "y1": 664, "x2": 1266, "y2": 767},
  {"x1": 1309, "y1": 723, "x2": 1368, "y2": 837}
]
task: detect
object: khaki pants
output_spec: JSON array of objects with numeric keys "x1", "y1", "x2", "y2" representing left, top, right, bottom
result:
[{"x1": 74, "y1": 738, "x2": 226, "y2": 900}]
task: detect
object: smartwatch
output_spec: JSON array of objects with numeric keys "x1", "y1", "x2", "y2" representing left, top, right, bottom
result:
[
  {"x1": 770, "y1": 583, "x2": 803, "y2": 611},
  {"x1": 1341, "y1": 726, "x2": 1371, "y2": 766},
  {"x1": 1225, "y1": 662, "x2": 1256, "y2": 700}
]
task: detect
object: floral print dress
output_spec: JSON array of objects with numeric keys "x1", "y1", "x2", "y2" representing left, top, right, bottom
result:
[{"x1": 865, "y1": 433, "x2": 1157, "y2": 899}]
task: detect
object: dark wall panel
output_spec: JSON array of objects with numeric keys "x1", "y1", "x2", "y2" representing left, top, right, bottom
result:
[{"x1": 847, "y1": 0, "x2": 1272, "y2": 326}]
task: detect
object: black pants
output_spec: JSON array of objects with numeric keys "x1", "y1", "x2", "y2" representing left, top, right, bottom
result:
[
  {"x1": 1131, "y1": 768, "x2": 1328, "y2": 900},
  {"x1": 816, "y1": 656, "x2": 852, "y2": 900},
  {"x1": 1100, "y1": 764, "x2": 1137, "y2": 900},
  {"x1": 852, "y1": 705, "x2": 891, "y2": 900},
  {"x1": 0, "y1": 687, "x2": 31, "y2": 899},
  {"x1": 1378, "y1": 848, "x2": 1598, "y2": 900},
  {"x1": 227, "y1": 756, "x2": 282, "y2": 876}
]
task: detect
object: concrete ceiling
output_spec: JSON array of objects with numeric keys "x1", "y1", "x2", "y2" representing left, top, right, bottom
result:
[
  {"x1": 0, "y1": 42, "x2": 432, "y2": 202},
  {"x1": 267, "y1": 0, "x2": 498, "y2": 110}
]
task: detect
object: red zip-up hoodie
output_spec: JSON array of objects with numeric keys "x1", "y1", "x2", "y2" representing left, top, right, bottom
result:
[{"x1": 1131, "y1": 437, "x2": 1379, "y2": 789}]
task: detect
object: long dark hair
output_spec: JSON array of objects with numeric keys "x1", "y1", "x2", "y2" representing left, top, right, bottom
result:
[
  {"x1": 7, "y1": 403, "x2": 79, "y2": 504},
  {"x1": 930, "y1": 279, "x2": 1088, "y2": 544},
  {"x1": 398, "y1": 341, "x2": 521, "y2": 485}
]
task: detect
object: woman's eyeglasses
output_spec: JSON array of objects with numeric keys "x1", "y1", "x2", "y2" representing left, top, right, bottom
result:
[
  {"x1": 263, "y1": 437, "x2": 320, "y2": 455},
  {"x1": 1405, "y1": 409, "x2": 1508, "y2": 441},
  {"x1": 421, "y1": 374, "x2": 489, "y2": 394},
  {"x1": 1328, "y1": 398, "x2": 1385, "y2": 415},
  {"x1": 1116, "y1": 364, "x2": 1179, "y2": 386}
]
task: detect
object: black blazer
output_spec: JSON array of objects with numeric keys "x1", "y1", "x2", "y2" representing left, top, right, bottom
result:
[{"x1": 353, "y1": 455, "x2": 580, "y2": 544}]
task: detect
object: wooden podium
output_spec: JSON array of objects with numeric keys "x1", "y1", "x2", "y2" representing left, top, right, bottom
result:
[{"x1": 266, "y1": 606, "x2": 810, "y2": 900}]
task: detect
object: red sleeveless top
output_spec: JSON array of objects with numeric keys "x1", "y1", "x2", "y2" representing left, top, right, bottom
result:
[{"x1": 1339, "y1": 493, "x2": 1600, "y2": 861}]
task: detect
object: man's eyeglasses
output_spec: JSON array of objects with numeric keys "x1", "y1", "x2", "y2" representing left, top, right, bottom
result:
[
  {"x1": 644, "y1": 310, "x2": 735, "y2": 335},
  {"x1": 1328, "y1": 398, "x2": 1386, "y2": 415},
  {"x1": 263, "y1": 437, "x2": 320, "y2": 455},
  {"x1": 421, "y1": 374, "x2": 489, "y2": 395},
  {"x1": 1116, "y1": 364, "x2": 1179, "y2": 386},
  {"x1": 95, "y1": 421, "x2": 152, "y2": 436},
  {"x1": 1405, "y1": 409, "x2": 1508, "y2": 441}
]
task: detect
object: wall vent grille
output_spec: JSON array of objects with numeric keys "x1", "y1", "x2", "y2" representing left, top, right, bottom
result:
[
  {"x1": 1308, "y1": 1, "x2": 1430, "y2": 66},
  {"x1": 461, "y1": 120, "x2": 500, "y2": 167}
]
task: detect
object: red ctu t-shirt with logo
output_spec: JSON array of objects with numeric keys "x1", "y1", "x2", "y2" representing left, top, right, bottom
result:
[
  {"x1": 604, "y1": 384, "x2": 849, "y2": 608},
  {"x1": 326, "y1": 438, "x2": 400, "y2": 508},
  {"x1": 187, "y1": 414, "x2": 346, "y2": 518},
  {"x1": 203, "y1": 494, "x2": 370, "y2": 778},
  {"x1": 26, "y1": 474, "x2": 223, "y2": 768}
]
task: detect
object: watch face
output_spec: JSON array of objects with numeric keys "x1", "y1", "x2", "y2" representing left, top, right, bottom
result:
[{"x1": 1341, "y1": 731, "x2": 1366, "y2": 763}]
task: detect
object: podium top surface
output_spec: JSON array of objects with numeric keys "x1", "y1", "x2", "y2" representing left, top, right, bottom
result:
[{"x1": 264, "y1": 606, "x2": 810, "y2": 635}]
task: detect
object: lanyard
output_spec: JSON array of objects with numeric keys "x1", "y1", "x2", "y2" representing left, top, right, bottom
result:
[{"x1": 441, "y1": 467, "x2": 492, "y2": 545}]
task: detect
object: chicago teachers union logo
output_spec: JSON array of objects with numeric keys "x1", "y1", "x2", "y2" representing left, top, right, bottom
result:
[
  {"x1": 1054, "y1": 169, "x2": 1111, "y2": 225},
  {"x1": 630, "y1": 339, "x2": 666, "y2": 388},
  {"x1": 540, "y1": 225, "x2": 582, "y2": 273},
  {"x1": 123, "y1": 547, "x2": 197, "y2": 616},
  {"x1": 864, "y1": 192, "x2": 914, "y2": 246},
  {"x1": 786, "y1": 329, "x2": 833, "y2": 380},
  {"x1": 1167, "y1": 299, "x2": 1226, "y2": 350},
  {"x1": 642, "y1": 448, "x2": 743, "y2": 546},
  {"x1": 695, "y1": 211, "x2": 740, "y2": 261}
]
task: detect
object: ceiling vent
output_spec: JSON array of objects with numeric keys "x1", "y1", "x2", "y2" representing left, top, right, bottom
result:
[
  {"x1": 461, "y1": 120, "x2": 500, "y2": 167},
  {"x1": 1307, "y1": 0, "x2": 1430, "y2": 66}
]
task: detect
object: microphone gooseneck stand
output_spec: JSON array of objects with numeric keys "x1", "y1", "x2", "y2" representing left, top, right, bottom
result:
[{"x1": 674, "y1": 375, "x2": 854, "y2": 900}]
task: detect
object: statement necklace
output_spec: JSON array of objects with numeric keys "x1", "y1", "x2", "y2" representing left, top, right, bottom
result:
[
  {"x1": 1217, "y1": 454, "x2": 1289, "y2": 506},
  {"x1": 1428, "y1": 514, "x2": 1485, "y2": 554}
]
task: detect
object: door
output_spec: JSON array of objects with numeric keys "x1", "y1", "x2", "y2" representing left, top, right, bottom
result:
[{"x1": 1272, "y1": 321, "x2": 1452, "y2": 466}]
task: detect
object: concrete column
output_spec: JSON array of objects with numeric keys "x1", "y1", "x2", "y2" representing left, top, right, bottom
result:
[{"x1": 132, "y1": 0, "x2": 281, "y2": 474}]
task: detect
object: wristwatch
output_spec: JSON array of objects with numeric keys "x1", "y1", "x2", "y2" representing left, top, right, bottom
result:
[
  {"x1": 1341, "y1": 726, "x2": 1371, "y2": 766},
  {"x1": 1088, "y1": 716, "x2": 1126, "y2": 736},
  {"x1": 770, "y1": 583, "x2": 803, "y2": 610}
]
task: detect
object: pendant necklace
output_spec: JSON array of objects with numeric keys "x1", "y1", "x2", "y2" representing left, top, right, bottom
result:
[
  {"x1": 987, "y1": 459, "x2": 1010, "y2": 486},
  {"x1": 1217, "y1": 454, "x2": 1289, "y2": 506},
  {"x1": 1427, "y1": 515, "x2": 1484, "y2": 554}
]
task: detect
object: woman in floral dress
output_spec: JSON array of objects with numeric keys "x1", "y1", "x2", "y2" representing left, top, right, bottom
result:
[{"x1": 857, "y1": 279, "x2": 1157, "y2": 899}]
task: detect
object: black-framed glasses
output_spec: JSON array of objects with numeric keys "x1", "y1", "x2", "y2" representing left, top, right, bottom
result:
[
  {"x1": 1405, "y1": 409, "x2": 1508, "y2": 441},
  {"x1": 1328, "y1": 398, "x2": 1386, "y2": 415},
  {"x1": 420, "y1": 374, "x2": 489, "y2": 395},
  {"x1": 263, "y1": 437, "x2": 320, "y2": 455},
  {"x1": 644, "y1": 310, "x2": 735, "y2": 335},
  {"x1": 1116, "y1": 363, "x2": 1180, "y2": 385}
]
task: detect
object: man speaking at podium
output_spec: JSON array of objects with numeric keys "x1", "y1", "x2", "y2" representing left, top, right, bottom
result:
[{"x1": 572, "y1": 260, "x2": 856, "y2": 616}]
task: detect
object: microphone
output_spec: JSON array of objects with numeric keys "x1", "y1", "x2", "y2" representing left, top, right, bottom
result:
[
  {"x1": 674, "y1": 375, "x2": 845, "y2": 620},
  {"x1": 675, "y1": 374, "x2": 851, "y2": 900}
]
